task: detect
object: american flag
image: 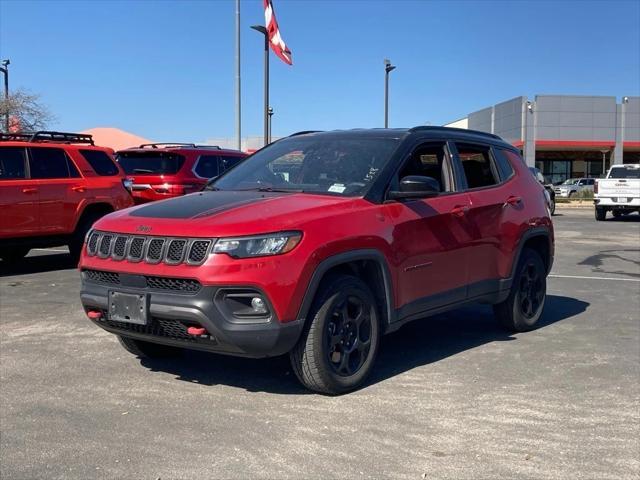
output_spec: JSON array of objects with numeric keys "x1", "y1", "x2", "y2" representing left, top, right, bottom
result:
[{"x1": 263, "y1": 0, "x2": 293, "y2": 65}]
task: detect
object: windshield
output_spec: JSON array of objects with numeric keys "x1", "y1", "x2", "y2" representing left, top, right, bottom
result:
[
  {"x1": 561, "y1": 178, "x2": 579, "y2": 185},
  {"x1": 609, "y1": 167, "x2": 640, "y2": 179},
  {"x1": 209, "y1": 135, "x2": 400, "y2": 196},
  {"x1": 116, "y1": 151, "x2": 185, "y2": 175}
]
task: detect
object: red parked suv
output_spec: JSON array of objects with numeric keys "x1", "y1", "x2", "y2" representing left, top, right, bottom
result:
[
  {"x1": 79, "y1": 127, "x2": 554, "y2": 394},
  {"x1": 0, "y1": 131, "x2": 133, "y2": 263},
  {"x1": 116, "y1": 143, "x2": 247, "y2": 204}
]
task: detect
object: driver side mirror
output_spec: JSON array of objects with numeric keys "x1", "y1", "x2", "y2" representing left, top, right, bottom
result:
[{"x1": 388, "y1": 175, "x2": 440, "y2": 200}]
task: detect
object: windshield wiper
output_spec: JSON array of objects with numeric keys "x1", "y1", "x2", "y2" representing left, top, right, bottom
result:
[{"x1": 235, "y1": 186, "x2": 305, "y2": 193}]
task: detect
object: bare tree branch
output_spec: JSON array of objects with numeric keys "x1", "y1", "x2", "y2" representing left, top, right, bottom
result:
[{"x1": 0, "y1": 88, "x2": 55, "y2": 133}]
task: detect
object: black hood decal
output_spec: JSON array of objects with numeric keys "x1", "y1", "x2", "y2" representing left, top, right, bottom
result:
[{"x1": 129, "y1": 191, "x2": 285, "y2": 219}]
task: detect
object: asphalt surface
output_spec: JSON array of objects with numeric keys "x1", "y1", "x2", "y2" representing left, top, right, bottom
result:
[{"x1": 1, "y1": 208, "x2": 639, "y2": 479}]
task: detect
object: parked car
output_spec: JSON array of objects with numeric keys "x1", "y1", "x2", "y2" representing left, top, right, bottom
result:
[
  {"x1": 594, "y1": 164, "x2": 640, "y2": 220},
  {"x1": 554, "y1": 177, "x2": 595, "y2": 198},
  {"x1": 116, "y1": 143, "x2": 247, "y2": 204},
  {"x1": 0, "y1": 131, "x2": 134, "y2": 263},
  {"x1": 529, "y1": 167, "x2": 555, "y2": 215},
  {"x1": 79, "y1": 127, "x2": 554, "y2": 394}
]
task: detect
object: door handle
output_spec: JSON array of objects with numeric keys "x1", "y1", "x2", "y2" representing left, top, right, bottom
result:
[
  {"x1": 22, "y1": 187, "x2": 38, "y2": 194},
  {"x1": 71, "y1": 186, "x2": 86, "y2": 193},
  {"x1": 451, "y1": 205, "x2": 469, "y2": 217},
  {"x1": 505, "y1": 195, "x2": 522, "y2": 207}
]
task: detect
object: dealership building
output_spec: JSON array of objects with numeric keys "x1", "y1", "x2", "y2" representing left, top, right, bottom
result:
[{"x1": 446, "y1": 95, "x2": 640, "y2": 184}]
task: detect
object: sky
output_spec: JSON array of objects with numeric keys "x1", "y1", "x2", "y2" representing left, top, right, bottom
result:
[{"x1": 0, "y1": 0, "x2": 639, "y2": 143}]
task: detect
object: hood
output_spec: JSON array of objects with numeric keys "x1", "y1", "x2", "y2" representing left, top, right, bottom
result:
[{"x1": 94, "y1": 190, "x2": 362, "y2": 237}]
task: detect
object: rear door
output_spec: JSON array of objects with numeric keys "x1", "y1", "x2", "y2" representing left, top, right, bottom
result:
[
  {"x1": 28, "y1": 146, "x2": 86, "y2": 234},
  {"x1": 0, "y1": 146, "x2": 40, "y2": 237}
]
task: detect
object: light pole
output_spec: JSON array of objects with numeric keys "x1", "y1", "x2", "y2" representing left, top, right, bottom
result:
[
  {"x1": 268, "y1": 107, "x2": 274, "y2": 144},
  {"x1": 384, "y1": 58, "x2": 395, "y2": 128},
  {"x1": 0, "y1": 59, "x2": 10, "y2": 133},
  {"x1": 600, "y1": 149, "x2": 609, "y2": 177},
  {"x1": 251, "y1": 25, "x2": 269, "y2": 147}
]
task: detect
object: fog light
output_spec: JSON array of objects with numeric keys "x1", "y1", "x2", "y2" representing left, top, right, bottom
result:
[{"x1": 251, "y1": 297, "x2": 267, "y2": 314}]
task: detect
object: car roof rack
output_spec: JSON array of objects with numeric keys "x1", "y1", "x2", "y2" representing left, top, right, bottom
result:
[
  {"x1": 409, "y1": 125, "x2": 502, "y2": 140},
  {"x1": 29, "y1": 131, "x2": 95, "y2": 145},
  {"x1": 138, "y1": 143, "x2": 222, "y2": 150},
  {"x1": 0, "y1": 133, "x2": 33, "y2": 142},
  {"x1": 289, "y1": 130, "x2": 324, "y2": 137}
]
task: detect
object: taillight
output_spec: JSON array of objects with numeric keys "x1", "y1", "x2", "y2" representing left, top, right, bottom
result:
[{"x1": 594, "y1": 181, "x2": 598, "y2": 194}]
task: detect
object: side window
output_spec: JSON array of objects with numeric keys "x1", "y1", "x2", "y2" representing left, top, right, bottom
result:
[
  {"x1": 194, "y1": 155, "x2": 220, "y2": 178},
  {"x1": 220, "y1": 155, "x2": 243, "y2": 173},
  {"x1": 456, "y1": 143, "x2": 499, "y2": 189},
  {"x1": 0, "y1": 147, "x2": 27, "y2": 180},
  {"x1": 29, "y1": 147, "x2": 78, "y2": 179},
  {"x1": 494, "y1": 148, "x2": 516, "y2": 181},
  {"x1": 79, "y1": 149, "x2": 119, "y2": 176},
  {"x1": 397, "y1": 143, "x2": 453, "y2": 192}
]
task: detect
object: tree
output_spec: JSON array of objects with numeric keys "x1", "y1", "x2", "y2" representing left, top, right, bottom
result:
[{"x1": 0, "y1": 88, "x2": 54, "y2": 133}]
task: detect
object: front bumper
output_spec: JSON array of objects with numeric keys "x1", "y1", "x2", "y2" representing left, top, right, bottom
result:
[{"x1": 80, "y1": 274, "x2": 304, "y2": 358}]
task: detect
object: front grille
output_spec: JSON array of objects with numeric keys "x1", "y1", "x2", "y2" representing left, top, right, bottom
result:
[
  {"x1": 83, "y1": 269, "x2": 202, "y2": 294},
  {"x1": 86, "y1": 231, "x2": 213, "y2": 266},
  {"x1": 103, "y1": 317, "x2": 203, "y2": 342}
]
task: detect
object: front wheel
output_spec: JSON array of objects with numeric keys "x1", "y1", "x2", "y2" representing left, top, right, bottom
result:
[
  {"x1": 494, "y1": 248, "x2": 546, "y2": 332},
  {"x1": 595, "y1": 207, "x2": 607, "y2": 221},
  {"x1": 290, "y1": 274, "x2": 380, "y2": 395}
]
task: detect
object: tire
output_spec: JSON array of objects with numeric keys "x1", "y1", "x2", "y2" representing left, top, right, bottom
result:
[
  {"x1": 289, "y1": 274, "x2": 380, "y2": 395},
  {"x1": 68, "y1": 211, "x2": 107, "y2": 262},
  {"x1": 494, "y1": 248, "x2": 546, "y2": 332},
  {"x1": 0, "y1": 246, "x2": 31, "y2": 263},
  {"x1": 595, "y1": 207, "x2": 607, "y2": 221},
  {"x1": 568, "y1": 191, "x2": 575, "y2": 198},
  {"x1": 118, "y1": 336, "x2": 183, "y2": 358}
]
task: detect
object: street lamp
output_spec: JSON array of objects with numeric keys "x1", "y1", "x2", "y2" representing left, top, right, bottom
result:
[
  {"x1": 0, "y1": 59, "x2": 10, "y2": 133},
  {"x1": 251, "y1": 25, "x2": 269, "y2": 147},
  {"x1": 384, "y1": 59, "x2": 396, "y2": 128},
  {"x1": 267, "y1": 107, "x2": 274, "y2": 144}
]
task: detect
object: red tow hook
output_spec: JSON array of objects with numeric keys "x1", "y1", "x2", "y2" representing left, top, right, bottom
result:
[
  {"x1": 187, "y1": 326, "x2": 207, "y2": 336},
  {"x1": 87, "y1": 310, "x2": 102, "y2": 320}
]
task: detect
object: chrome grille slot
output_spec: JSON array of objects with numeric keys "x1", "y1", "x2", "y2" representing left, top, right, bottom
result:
[
  {"x1": 146, "y1": 238, "x2": 165, "y2": 263},
  {"x1": 112, "y1": 236, "x2": 128, "y2": 260},
  {"x1": 98, "y1": 234, "x2": 113, "y2": 258},
  {"x1": 128, "y1": 237, "x2": 145, "y2": 261},
  {"x1": 188, "y1": 240, "x2": 211, "y2": 264},
  {"x1": 166, "y1": 239, "x2": 187, "y2": 264},
  {"x1": 87, "y1": 232, "x2": 100, "y2": 255}
]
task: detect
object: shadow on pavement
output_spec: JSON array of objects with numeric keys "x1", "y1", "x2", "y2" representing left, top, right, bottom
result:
[
  {"x1": 139, "y1": 294, "x2": 589, "y2": 395},
  {"x1": 0, "y1": 253, "x2": 76, "y2": 277}
]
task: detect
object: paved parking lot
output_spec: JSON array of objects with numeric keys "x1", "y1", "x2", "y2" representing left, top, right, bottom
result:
[{"x1": 1, "y1": 208, "x2": 638, "y2": 479}]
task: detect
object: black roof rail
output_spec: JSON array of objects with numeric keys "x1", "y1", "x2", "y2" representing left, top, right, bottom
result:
[
  {"x1": 138, "y1": 142, "x2": 197, "y2": 149},
  {"x1": 26, "y1": 131, "x2": 95, "y2": 145},
  {"x1": 409, "y1": 125, "x2": 502, "y2": 140},
  {"x1": 193, "y1": 145, "x2": 222, "y2": 150},
  {"x1": 0, "y1": 133, "x2": 32, "y2": 142},
  {"x1": 289, "y1": 130, "x2": 323, "y2": 137}
]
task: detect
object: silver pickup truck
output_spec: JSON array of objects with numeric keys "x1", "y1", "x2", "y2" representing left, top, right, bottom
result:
[{"x1": 594, "y1": 164, "x2": 640, "y2": 220}]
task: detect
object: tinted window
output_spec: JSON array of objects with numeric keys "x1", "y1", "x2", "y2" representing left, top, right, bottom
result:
[
  {"x1": 194, "y1": 155, "x2": 220, "y2": 178},
  {"x1": 116, "y1": 152, "x2": 185, "y2": 175},
  {"x1": 0, "y1": 147, "x2": 27, "y2": 180},
  {"x1": 80, "y1": 149, "x2": 119, "y2": 176},
  {"x1": 456, "y1": 144, "x2": 498, "y2": 189},
  {"x1": 211, "y1": 136, "x2": 400, "y2": 197},
  {"x1": 609, "y1": 167, "x2": 640, "y2": 179},
  {"x1": 29, "y1": 148, "x2": 79, "y2": 179},
  {"x1": 494, "y1": 148, "x2": 516, "y2": 181},
  {"x1": 220, "y1": 155, "x2": 243, "y2": 172}
]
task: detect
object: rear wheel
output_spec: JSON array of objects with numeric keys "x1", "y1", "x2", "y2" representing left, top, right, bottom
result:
[
  {"x1": 118, "y1": 336, "x2": 183, "y2": 358},
  {"x1": 595, "y1": 207, "x2": 607, "y2": 221},
  {"x1": 290, "y1": 274, "x2": 380, "y2": 395},
  {"x1": 0, "y1": 246, "x2": 31, "y2": 264},
  {"x1": 494, "y1": 248, "x2": 546, "y2": 332}
]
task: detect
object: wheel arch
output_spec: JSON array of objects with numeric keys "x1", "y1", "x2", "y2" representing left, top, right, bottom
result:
[
  {"x1": 297, "y1": 249, "x2": 395, "y2": 331},
  {"x1": 74, "y1": 202, "x2": 114, "y2": 232},
  {"x1": 512, "y1": 228, "x2": 553, "y2": 277}
]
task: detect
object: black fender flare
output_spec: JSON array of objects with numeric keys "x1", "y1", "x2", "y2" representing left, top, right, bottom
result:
[
  {"x1": 296, "y1": 249, "x2": 396, "y2": 328},
  {"x1": 510, "y1": 227, "x2": 554, "y2": 279}
]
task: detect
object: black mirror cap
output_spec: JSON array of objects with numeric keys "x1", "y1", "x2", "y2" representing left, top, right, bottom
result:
[{"x1": 388, "y1": 175, "x2": 440, "y2": 200}]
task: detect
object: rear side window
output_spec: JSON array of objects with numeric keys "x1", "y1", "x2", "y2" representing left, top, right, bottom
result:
[
  {"x1": 494, "y1": 148, "x2": 516, "y2": 181},
  {"x1": 194, "y1": 155, "x2": 220, "y2": 178},
  {"x1": 456, "y1": 144, "x2": 499, "y2": 189},
  {"x1": 0, "y1": 147, "x2": 27, "y2": 180},
  {"x1": 220, "y1": 155, "x2": 243, "y2": 172},
  {"x1": 609, "y1": 167, "x2": 640, "y2": 179},
  {"x1": 80, "y1": 149, "x2": 119, "y2": 176},
  {"x1": 29, "y1": 147, "x2": 80, "y2": 179},
  {"x1": 117, "y1": 152, "x2": 185, "y2": 175}
]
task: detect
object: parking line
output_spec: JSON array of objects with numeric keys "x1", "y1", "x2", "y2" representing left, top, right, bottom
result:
[
  {"x1": 31, "y1": 248, "x2": 68, "y2": 253},
  {"x1": 549, "y1": 274, "x2": 640, "y2": 283}
]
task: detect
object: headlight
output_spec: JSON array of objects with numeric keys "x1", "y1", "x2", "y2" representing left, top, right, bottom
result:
[{"x1": 213, "y1": 231, "x2": 302, "y2": 258}]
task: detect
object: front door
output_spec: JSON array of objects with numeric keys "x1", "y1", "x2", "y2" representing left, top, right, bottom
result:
[{"x1": 384, "y1": 141, "x2": 473, "y2": 318}]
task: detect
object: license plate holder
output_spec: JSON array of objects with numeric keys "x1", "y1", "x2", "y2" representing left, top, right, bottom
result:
[
  {"x1": 617, "y1": 197, "x2": 628, "y2": 203},
  {"x1": 108, "y1": 291, "x2": 148, "y2": 325}
]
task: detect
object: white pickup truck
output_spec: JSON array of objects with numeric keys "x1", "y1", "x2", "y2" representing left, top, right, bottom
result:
[{"x1": 594, "y1": 164, "x2": 640, "y2": 220}]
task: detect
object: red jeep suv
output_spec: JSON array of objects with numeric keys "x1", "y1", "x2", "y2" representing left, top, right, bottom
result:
[
  {"x1": 80, "y1": 127, "x2": 554, "y2": 394},
  {"x1": 116, "y1": 143, "x2": 247, "y2": 204},
  {"x1": 0, "y1": 131, "x2": 133, "y2": 263}
]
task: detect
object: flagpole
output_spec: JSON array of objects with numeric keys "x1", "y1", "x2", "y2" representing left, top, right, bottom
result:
[
  {"x1": 234, "y1": 0, "x2": 241, "y2": 151},
  {"x1": 251, "y1": 25, "x2": 269, "y2": 147}
]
